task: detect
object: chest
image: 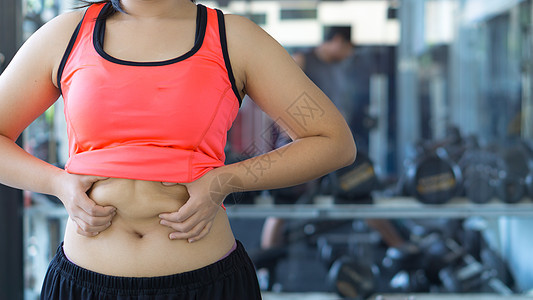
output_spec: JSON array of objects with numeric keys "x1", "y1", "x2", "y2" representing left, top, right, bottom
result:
[
  {"x1": 63, "y1": 60, "x2": 238, "y2": 149},
  {"x1": 103, "y1": 19, "x2": 197, "y2": 62}
]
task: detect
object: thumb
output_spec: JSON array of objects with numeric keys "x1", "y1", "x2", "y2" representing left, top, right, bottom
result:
[
  {"x1": 79, "y1": 176, "x2": 109, "y2": 191},
  {"x1": 86, "y1": 176, "x2": 110, "y2": 183},
  {"x1": 175, "y1": 200, "x2": 196, "y2": 222}
]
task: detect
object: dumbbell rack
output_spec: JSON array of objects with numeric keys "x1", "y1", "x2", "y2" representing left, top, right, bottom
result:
[
  {"x1": 225, "y1": 196, "x2": 533, "y2": 219},
  {"x1": 227, "y1": 195, "x2": 533, "y2": 298}
]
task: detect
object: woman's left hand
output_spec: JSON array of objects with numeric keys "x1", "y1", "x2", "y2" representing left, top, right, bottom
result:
[{"x1": 158, "y1": 172, "x2": 226, "y2": 243}]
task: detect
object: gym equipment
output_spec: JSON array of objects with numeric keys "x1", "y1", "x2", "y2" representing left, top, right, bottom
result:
[
  {"x1": 327, "y1": 255, "x2": 378, "y2": 300},
  {"x1": 380, "y1": 220, "x2": 515, "y2": 295},
  {"x1": 526, "y1": 172, "x2": 533, "y2": 199},
  {"x1": 459, "y1": 149, "x2": 506, "y2": 204},
  {"x1": 380, "y1": 243, "x2": 430, "y2": 293},
  {"x1": 523, "y1": 141, "x2": 533, "y2": 199},
  {"x1": 270, "y1": 183, "x2": 312, "y2": 205},
  {"x1": 437, "y1": 238, "x2": 509, "y2": 293},
  {"x1": 459, "y1": 142, "x2": 533, "y2": 204},
  {"x1": 498, "y1": 144, "x2": 531, "y2": 203},
  {"x1": 328, "y1": 152, "x2": 380, "y2": 204},
  {"x1": 254, "y1": 216, "x2": 516, "y2": 296},
  {"x1": 497, "y1": 175, "x2": 526, "y2": 204},
  {"x1": 404, "y1": 148, "x2": 463, "y2": 204},
  {"x1": 317, "y1": 231, "x2": 383, "y2": 269},
  {"x1": 480, "y1": 244, "x2": 516, "y2": 291}
]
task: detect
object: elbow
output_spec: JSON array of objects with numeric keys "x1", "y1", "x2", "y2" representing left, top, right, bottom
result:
[
  {"x1": 334, "y1": 130, "x2": 357, "y2": 169},
  {"x1": 344, "y1": 135, "x2": 357, "y2": 167}
]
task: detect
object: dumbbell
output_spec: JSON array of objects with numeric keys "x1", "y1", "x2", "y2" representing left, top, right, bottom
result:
[
  {"x1": 526, "y1": 172, "x2": 533, "y2": 199},
  {"x1": 317, "y1": 235, "x2": 353, "y2": 269},
  {"x1": 480, "y1": 245, "x2": 516, "y2": 291},
  {"x1": 460, "y1": 147, "x2": 526, "y2": 204},
  {"x1": 404, "y1": 148, "x2": 463, "y2": 204},
  {"x1": 499, "y1": 144, "x2": 531, "y2": 203},
  {"x1": 413, "y1": 233, "x2": 463, "y2": 285},
  {"x1": 496, "y1": 174, "x2": 526, "y2": 204},
  {"x1": 459, "y1": 149, "x2": 497, "y2": 203},
  {"x1": 327, "y1": 255, "x2": 378, "y2": 300},
  {"x1": 379, "y1": 243, "x2": 430, "y2": 293},
  {"x1": 436, "y1": 237, "x2": 512, "y2": 293},
  {"x1": 328, "y1": 152, "x2": 380, "y2": 204},
  {"x1": 439, "y1": 256, "x2": 492, "y2": 293},
  {"x1": 462, "y1": 165, "x2": 502, "y2": 204}
]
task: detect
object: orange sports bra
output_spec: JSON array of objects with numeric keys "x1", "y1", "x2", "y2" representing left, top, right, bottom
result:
[{"x1": 58, "y1": 2, "x2": 242, "y2": 183}]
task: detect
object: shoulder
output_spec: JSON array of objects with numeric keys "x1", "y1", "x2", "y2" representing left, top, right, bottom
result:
[
  {"x1": 4, "y1": 8, "x2": 88, "y2": 88},
  {"x1": 222, "y1": 13, "x2": 295, "y2": 74},
  {"x1": 21, "y1": 9, "x2": 86, "y2": 68},
  {"x1": 222, "y1": 13, "x2": 279, "y2": 60},
  {"x1": 32, "y1": 9, "x2": 86, "y2": 46},
  {"x1": 222, "y1": 13, "x2": 258, "y2": 32},
  {"x1": 219, "y1": 13, "x2": 278, "y2": 93}
]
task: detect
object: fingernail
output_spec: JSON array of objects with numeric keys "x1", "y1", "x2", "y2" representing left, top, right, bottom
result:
[
  {"x1": 169, "y1": 234, "x2": 175, "y2": 240},
  {"x1": 188, "y1": 239, "x2": 194, "y2": 243}
]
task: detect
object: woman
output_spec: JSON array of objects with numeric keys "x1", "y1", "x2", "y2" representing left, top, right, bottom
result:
[{"x1": 0, "y1": 0, "x2": 356, "y2": 298}]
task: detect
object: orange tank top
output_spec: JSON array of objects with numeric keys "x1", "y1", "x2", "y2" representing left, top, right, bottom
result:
[{"x1": 58, "y1": 3, "x2": 241, "y2": 183}]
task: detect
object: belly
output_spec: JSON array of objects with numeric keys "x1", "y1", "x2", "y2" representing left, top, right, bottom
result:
[{"x1": 63, "y1": 178, "x2": 236, "y2": 277}]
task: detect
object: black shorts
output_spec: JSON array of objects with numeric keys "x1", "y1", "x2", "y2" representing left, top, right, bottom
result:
[{"x1": 40, "y1": 240, "x2": 262, "y2": 300}]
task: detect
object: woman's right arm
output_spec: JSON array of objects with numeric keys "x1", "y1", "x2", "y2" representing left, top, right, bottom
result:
[{"x1": 0, "y1": 10, "x2": 115, "y2": 236}]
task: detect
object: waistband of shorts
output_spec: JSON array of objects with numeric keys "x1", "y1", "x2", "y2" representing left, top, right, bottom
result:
[{"x1": 50, "y1": 240, "x2": 248, "y2": 294}]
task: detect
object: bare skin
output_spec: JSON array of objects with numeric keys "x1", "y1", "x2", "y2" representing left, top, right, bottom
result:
[{"x1": 0, "y1": 0, "x2": 356, "y2": 277}]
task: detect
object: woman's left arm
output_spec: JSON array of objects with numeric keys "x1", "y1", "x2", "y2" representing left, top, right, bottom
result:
[{"x1": 159, "y1": 14, "x2": 356, "y2": 242}]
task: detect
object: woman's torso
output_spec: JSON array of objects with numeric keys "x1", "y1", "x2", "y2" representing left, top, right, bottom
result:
[
  {"x1": 56, "y1": 2, "x2": 243, "y2": 277},
  {"x1": 63, "y1": 179, "x2": 236, "y2": 277}
]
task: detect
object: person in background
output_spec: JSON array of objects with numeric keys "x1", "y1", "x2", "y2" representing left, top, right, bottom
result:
[{"x1": 293, "y1": 26, "x2": 356, "y2": 127}]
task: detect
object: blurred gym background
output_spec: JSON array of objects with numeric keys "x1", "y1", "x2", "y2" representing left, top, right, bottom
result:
[{"x1": 2, "y1": 0, "x2": 533, "y2": 299}]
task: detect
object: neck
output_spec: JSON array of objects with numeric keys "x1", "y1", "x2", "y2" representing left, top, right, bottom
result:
[{"x1": 119, "y1": 0, "x2": 194, "y2": 19}]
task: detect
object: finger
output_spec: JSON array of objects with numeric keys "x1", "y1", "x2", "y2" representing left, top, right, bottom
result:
[
  {"x1": 72, "y1": 203, "x2": 116, "y2": 226},
  {"x1": 74, "y1": 217, "x2": 112, "y2": 235},
  {"x1": 76, "y1": 226, "x2": 98, "y2": 237},
  {"x1": 187, "y1": 222, "x2": 213, "y2": 243},
  {"x1": 84, "y1": 175, "x2": 109, "y2": 182},
  {"x1": 169, "y1": 221, "x2": 206, "y2": 240},
  {"x1": 78, "y1": 175, "x2": 109, "y2": 189},
  {"x1": 78, "y1": 195, "x2": 116, "y2": 217},
  {"x1": 75, "y1": 210, "x2": 115, "y2": 227},
  {"x1": 158, "y1": 211, "x2": 182, "y2": 222},
  {"x1": 159, "y1": 202, "x2": 195, "y2": 223},
  {"x1": 160, "y1": 214, "x2": 199, "y2": 233}
]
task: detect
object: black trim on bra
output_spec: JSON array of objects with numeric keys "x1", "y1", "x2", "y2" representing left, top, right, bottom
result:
[
  {"x1": 216, "y1": 9, "x2": 242, "y2": 107},
  {"x1": 93, "y1": 2, "x2": 207, "y2": 66},
  {"x1": 57, "y1": 13, "x2": 85, "y2": 94}
]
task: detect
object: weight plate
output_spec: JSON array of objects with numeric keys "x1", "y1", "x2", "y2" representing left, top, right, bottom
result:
[
  {"x1": 333, "y1": 152, "x2": 379, "y2": 201},
  {"x1": 327, "y1": 255, "x2": 376, "y2": 299},
  {"x1": 410, "y1": 154, "x2": 462, "y2": 204}
]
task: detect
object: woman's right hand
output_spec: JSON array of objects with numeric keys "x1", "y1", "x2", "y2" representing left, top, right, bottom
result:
[{"x1": 56, "y1": 173, "x2": 116, "y2": 237}]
